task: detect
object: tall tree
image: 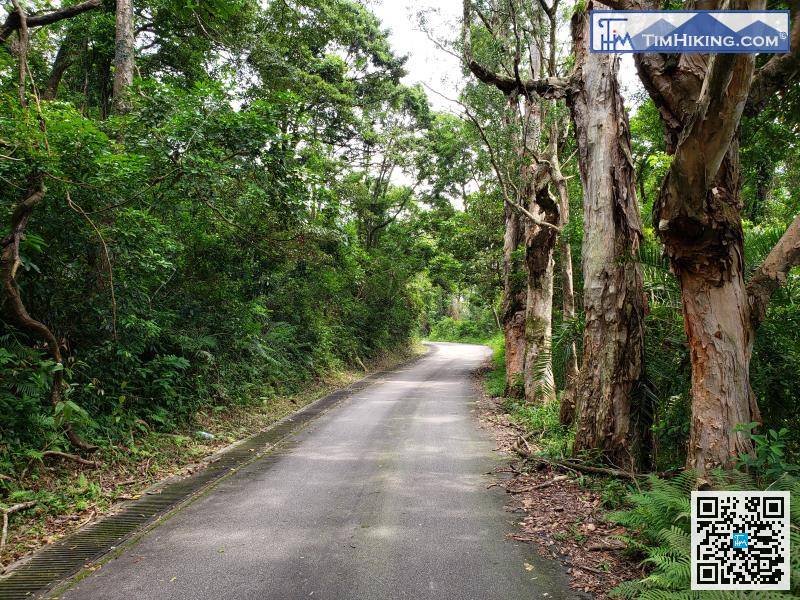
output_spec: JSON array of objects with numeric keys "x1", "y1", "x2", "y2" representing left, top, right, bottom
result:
[
  {"x1": 461, "y1": 0, "x2": 564, "y2": 402},
  {"x1": 112, "y1": 0, "x2": 135, "y2": 113},
  {"x1": 602, "y1": 0, "x2": 800, "y2": 473},
  {"x1": 564, "y1": 4, "x2": 649, "y2": 470}
]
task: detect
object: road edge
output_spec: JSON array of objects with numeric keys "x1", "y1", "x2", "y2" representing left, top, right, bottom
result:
[{"x1": 0, "y1": 345, "x2": 432, "y2": 600}]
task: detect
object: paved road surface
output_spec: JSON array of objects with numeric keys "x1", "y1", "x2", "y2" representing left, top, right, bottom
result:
[{"x1": 59, "y1": 343, "x2": 573, "y2": 600}]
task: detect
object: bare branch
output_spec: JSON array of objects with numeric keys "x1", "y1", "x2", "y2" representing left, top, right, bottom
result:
[
  {"x1": 747, "y1": 213, "x2": 800, "y2": 330},
  {"x1": 1, "y1": 501, "x2": 37, "y2": 549},
  {"x1": 745, "y1": 4, "x2": 800, "y2": 115},
  {"x1": 462, "y1": 0, "x2": 571, "y2": 99},
  {"x1": 0, "y1": 0, "x2": 102, "y2": 44}
]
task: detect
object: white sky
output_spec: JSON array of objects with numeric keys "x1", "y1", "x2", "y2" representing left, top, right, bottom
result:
[{"x1": 367, "y1": 0, "x2": 644, "y2": 111}]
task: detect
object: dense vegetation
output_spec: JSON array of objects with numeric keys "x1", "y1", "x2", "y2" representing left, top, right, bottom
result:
[
  {"x1": 0, "y1": 0, "x2": 463, "y2": 485},
  {"x1": 2, "y1": 0, "x2": 800, "y2": 595}
]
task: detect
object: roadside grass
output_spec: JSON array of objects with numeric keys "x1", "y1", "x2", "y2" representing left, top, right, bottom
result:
[
  {"x1": 0, "y1": 344, "x2": 423, "y2": 571},
  {"x1": 465, "y1": 326, "x2": 800, "y2": 598}
]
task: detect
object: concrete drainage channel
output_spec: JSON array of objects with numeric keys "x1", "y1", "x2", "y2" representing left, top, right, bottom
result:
[{"x1": 0, "y1": 350, "x2": 429, "y2": 600}]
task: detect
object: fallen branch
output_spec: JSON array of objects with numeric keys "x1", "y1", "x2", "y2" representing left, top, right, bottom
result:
[
  {"x1": 585, "y1": 538, "x2": 627, "y2": 552},
  {"x1": 512, "y1": 440, "x2": 639, "y2": 480},
  {"x1": 571, "y1": 563, "x2": 607, "y2": 576},
  {"x1": 42, "y1": 450, "x2": 99, "y2": 468},
  {"x1": 1, "y1": 501, "x2": 36, "y2": 548}
]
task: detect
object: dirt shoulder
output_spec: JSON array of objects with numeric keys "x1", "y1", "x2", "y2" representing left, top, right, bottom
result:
[
  {"x1": 472, "y1": 367, "x2": 644, "y2": 599},
  {"x1": 0, "y1": 345, "x2": 424, "y2": 573}
]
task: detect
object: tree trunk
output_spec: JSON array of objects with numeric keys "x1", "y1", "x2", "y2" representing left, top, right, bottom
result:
[
  {"x1": 523, "y1": 193, "x2": 557, "y2": 403},
  {"x1": 112, "y1": 0, "x2": 134, "y2": 114},
  {"x1": 566, "y1": 5, "x2": 649, "y2": 469},
  {"x1": 680, "y1": 258, "x2": 757, "y2": 473},
  {"x1": 44, "y1": 29, "x2": 83, "y2": 100},
  {"x1": 548, "y1": 121, "x2": 579, "y2": 414},
  {"x1": 502, "y1": 204, "x2": 527, "y2": 398}
]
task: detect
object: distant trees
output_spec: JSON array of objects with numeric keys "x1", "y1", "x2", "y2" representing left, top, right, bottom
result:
[{"x1": 460, "y1": 0, "x2": 650, "y2": 469}]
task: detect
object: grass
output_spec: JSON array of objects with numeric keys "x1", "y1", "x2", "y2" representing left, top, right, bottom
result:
[
  {"x1": 430, "y1": 327, "x2": 574, "y2": 459},
  {"x1": 0, "y1": 344, "x2": 423, "y2": 571}
]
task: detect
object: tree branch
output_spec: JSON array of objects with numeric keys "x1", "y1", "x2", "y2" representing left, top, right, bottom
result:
[
  {"x1": 1, "y1": 501, "x2": 36, "y2": 549},
  {"x1": 745, "y1": 4, "x2": 800, "y2": 115},
  {"x1": 0, "y1": 0, "x2": 102, "y2": 44},
  {"x1": 747, "y1": 213, "x2": 800, "y2": 330},
  {"x1": 462, "y1": 0, "x2": 571, "y2": 99}
]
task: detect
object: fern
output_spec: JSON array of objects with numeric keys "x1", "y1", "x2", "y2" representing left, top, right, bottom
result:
[{"x1": 610, "y1": 471, "x2": 800, "y2": 599}]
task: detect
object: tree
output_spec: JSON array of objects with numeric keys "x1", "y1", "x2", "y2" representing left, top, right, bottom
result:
[
  {"x1": 460, "y1": 0, "x2": 567, "y2": 402},
  {"x1": 564, "y1": 4, "x2": 649, "y2": 470},
  {"x1": 603, "y1": 0, "x2": 800, "y2": 473},
  {"x1": 112, "y1": 0, "x2": 135, "y2": 113}
]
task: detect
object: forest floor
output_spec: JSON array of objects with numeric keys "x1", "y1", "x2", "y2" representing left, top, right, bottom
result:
[
  {"x1": 472, "y1": 367, "x2": 645, "y2": 598},
  {"x1": 0, "y1": 345, "x2": 424, "y2": 573}
]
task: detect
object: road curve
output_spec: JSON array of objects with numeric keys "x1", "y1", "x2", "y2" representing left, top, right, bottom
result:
[{"x1": 58, "y1": 342, "x2": 573, "y2": 600}]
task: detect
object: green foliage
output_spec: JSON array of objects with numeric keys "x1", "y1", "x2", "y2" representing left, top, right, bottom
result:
[
  {"x1": 735, "y1": 424, "x2": 800, "y2": 485},
  {"x1": 0, "y1": 0, "x2": 450, "y2": 479},
  {"x1": 609, "y1": 472, "x2": 800, "y2": 599},
  {"x1": 505, "y1": 395, "x2": 573, "y2": 458}
]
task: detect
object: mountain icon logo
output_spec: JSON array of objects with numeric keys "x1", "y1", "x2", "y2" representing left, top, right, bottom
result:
[{"x1": 590, "y1": 10, "x2": 791, "y2": 54}]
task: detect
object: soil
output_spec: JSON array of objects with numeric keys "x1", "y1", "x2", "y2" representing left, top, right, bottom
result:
[
  {"x1": 472, "y1": 368, "x2": 645, "y2": 599},
  {"x1": 0, "y1": 347, "x2": 422, "y2": 573}
]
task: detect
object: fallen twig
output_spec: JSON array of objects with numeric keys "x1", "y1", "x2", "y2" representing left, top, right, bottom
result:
[
  {"x1": 42, "y1": 451, "x2": 99, "y2": 468},
  {"x1": 1, "y1": 501, "x2": 37, "y2": 548},
  {"x1": 572, "y1": 563, "x2": 607, "y2": 575},
  {"x1": 530, "y1": 474, "x2": 569, "y2": 490},
  {"x1": 585, "y1": 539, "x2": 627, "y2": 552}
]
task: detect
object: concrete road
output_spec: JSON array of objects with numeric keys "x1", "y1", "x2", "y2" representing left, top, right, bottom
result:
[{"x1": 59, "y1": 343, "x2": 573, "y2": 600}]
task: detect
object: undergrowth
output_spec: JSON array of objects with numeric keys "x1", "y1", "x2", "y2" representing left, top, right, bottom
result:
[{"x1": 609, "y1": 471, "x2": 800, "y2": 599}]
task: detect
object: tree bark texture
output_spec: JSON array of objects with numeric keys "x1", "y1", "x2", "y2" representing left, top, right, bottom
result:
[
  {"x1": 112, "y1": 0, "x2": 134, "y2": 114},
  {"x1": 642, "y1": 8, "x2": 763, "y2": 471},
  {"x1": 523, "y1": 185, "x2": 557, "y2": 403},
  {"x1": 502, "y1": 199, "x2": 528, "y2": 398},
  {"x1": 566, "y1": 5, "x2": 649, "y2": 470}
]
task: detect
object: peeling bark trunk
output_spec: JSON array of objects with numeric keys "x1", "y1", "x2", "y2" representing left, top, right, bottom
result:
[
  {"x1": 112, "y1": 0, "x2": 134, "y2": 114},
  {"x1": 658, "y1": 145, "x2": 760, "y2": 472},
  {"x1": 680, "y1": 258, "x2": 757, "y2": 472},
  {"x1": 566, "y1": 5, "x2": 649, "y2": 469},
  {"x1": 523, "y1": 190, "x2": 557, "y2": 403},
  {"x1": 502, "y1": 204, "x2": 527, "y2": 398},
  {"x1": 520, "y1": 96, "x2": 557, "y2": 404},
  {"x1": 549, "y1": 123, "x2": 579, "y2": 414},
  {"x1": 640, "y1": 0, "x2": 763, "y2": 471}
]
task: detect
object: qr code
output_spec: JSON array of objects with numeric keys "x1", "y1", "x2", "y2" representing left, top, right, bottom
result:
[{"x1": 691, "y1": 491, "x2": 790, "y2": 590}]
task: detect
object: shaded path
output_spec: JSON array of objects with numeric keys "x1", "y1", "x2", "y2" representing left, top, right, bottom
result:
[{"x1": 59, "y1": 343, "x2": 572, "y2": 600}]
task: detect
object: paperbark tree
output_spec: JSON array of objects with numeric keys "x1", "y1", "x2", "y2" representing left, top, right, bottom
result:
[
  {"x1": 564, "y1": 5, "x2": 649, "y2": 470},
  {"x1": 601, "y1": 0, "x2": 800, "y2": 473},
  {"x1": 461, "y1": 0, "x2": 564, "y2": 402}
]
